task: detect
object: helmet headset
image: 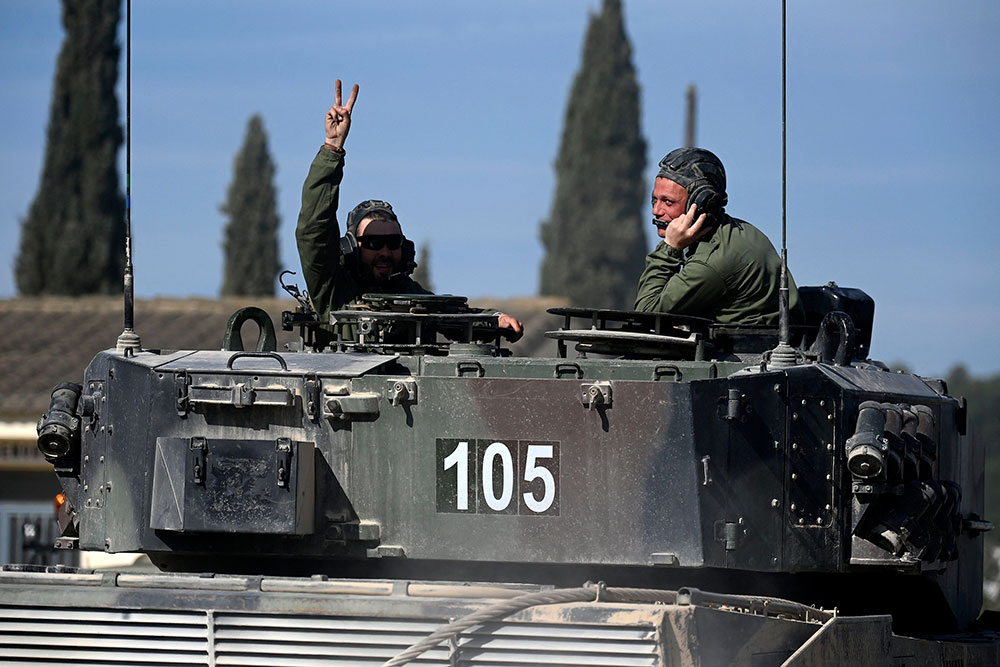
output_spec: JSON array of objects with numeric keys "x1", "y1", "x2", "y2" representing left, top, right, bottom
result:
[
  {"x1": 654, "y1": 148, "x2": 728, "y2": 229},
  {"x1": 340, "y1": 199, "x2": 416, "y2": 278}
]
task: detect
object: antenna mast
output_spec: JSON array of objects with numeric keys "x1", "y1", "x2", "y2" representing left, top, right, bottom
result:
[
  {"x1": 769, "y1": 0, "x2": 797, "y2": 367},
  {"x1": 116, "y1": 0, "x2": 141, "y2": 354},
  {"x1": 684, "y1": 84, "x2": 697, "y2": 147}
]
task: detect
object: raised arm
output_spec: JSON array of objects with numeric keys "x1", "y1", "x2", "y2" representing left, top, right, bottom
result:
[{"x1": 296, "y1": 80, "x2": 360, "y2": 319}]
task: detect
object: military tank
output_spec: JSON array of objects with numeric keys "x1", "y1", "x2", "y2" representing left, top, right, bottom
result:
[{"x1": 2, "y1": 284, "x2": 997, "y2": 665}]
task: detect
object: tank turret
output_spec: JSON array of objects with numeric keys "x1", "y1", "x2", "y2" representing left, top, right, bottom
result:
[{"x1": 35, "y1": 286, "x2": 990, "y2": 634}]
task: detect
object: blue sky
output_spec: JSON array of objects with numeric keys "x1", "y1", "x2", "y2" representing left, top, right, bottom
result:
[{"x1": 1, "y1": 1, "x2": 998, "y2": 377}]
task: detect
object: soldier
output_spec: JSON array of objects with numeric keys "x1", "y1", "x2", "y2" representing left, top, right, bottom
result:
[
  {"x1": 634, "y1": 148, "x2": 802, "y2": 325},
  {"x1": 295, "y1": 80, "x2": 523, "y2": 341}
]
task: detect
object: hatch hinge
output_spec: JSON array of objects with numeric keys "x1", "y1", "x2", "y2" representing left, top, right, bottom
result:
[
  {"x1": 190, "y1": 437, "x2": 206, "y2": 485},
  {"x1": 723, "y1": 388, "x2": 745, "y2": 422},
  {"x1": 581, "y1": 381, "x2": 612, "y2": 410},
  {"x1": 175, "y1": 371, "x2": 190, "y2": 417},
  {"x1": 387, "y1": 378, "x2": 418, "y2": 407},
  {"x1": 276, "y1": 438, "x2": 292, "y2": 488},
  {"x1": 304, "y1": 375, "x2": 321, "y2": 422}
]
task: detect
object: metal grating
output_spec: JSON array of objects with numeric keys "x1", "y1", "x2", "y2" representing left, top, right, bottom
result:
[
  {"x1": 456, "y1": 622, "x2": 659, "y2": 666},
  {"x1": 0, "y1": 606, "x2": 660, "y2": 666},
  {"x1": 0, "y1": 606, "x2": 209, "y2": 666},
  {"x1": 214, "y1": 613, "x2": 452, "y2": 666},
  {"x1": 213, "y1": 613, "x2": 659, "y2": 667}
]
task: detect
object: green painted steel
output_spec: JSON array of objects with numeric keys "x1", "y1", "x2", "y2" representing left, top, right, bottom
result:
[{"x1": 20, "y1": 289, "x2": 997, "y2": 660}]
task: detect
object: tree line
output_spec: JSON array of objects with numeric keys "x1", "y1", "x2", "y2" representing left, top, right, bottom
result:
[
  {"x1": 14, "y1": 0, "x2": 286, "y2": 299},
  {"x1": 17, "y1": 0, "x2": 643, "y2": 306}
]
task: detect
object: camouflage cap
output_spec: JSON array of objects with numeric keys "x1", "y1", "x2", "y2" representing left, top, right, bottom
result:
[
  {"x1": 346, "y1": 199, "x2": 398, "y2": 237},
  {"x1": 656, "y1": 148, "x2": 727, "y2": 196}
]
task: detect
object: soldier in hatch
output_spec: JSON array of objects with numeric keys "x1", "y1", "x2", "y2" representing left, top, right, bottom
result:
[
  {"x1": 295, "y1": 80, "x2": 523, "y2": 341},
  {"x1": 634, "y1": 148, "x2": 802, "y2": 325}
]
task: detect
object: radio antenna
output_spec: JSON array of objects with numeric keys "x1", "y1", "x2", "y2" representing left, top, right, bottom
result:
[
  {"x1": 116, "y1": 0, "x2": 141, "y2": 354},
  {"x1": 769, "y1": 0, "x2": 797, "y2": 367},
  {"x1": 684, "y1": 84, "x2": 697, "y2": 148}
]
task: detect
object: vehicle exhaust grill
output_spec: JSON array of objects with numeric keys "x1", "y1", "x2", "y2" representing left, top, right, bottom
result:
[
  {"x1": 0, "y1": 605, "x2": 660, "y2": 666},
  {"x1": 214, "y1": 613, "x2": 660, "y2": 666},
  {"x1": 0, "y1": 605, "x2": 209, "y2": 665}
]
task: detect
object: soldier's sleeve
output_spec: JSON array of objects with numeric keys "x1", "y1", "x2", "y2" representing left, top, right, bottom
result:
[
  {"x1": 634, "y1": 243, "x2": 684, "y2": 311},
  {"x1": 295, "y1": 148, "x2": 346, "y2": 317},
  {"x1": 633, "y1": 242, "x2": 727, "y2": 315}
]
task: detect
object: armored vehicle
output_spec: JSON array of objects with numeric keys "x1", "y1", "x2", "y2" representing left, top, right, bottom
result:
[{"x1": 1, "y1": 285, "x2": 998, "y2": 665}]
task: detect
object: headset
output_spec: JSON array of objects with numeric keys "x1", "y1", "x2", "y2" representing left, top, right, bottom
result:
[
  {"x1": 684, "y1": 170, "x2": 728, "y2": 220},
  {"x1": 340, "y1": 199, "x2": 416, "y2": 278},
  {"x1": 654, "y1": 148, "x2": 729, "y2": 229}
]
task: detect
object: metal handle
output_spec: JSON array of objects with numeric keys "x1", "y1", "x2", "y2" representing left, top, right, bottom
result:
[
  {"x1": 226, "y1": 351, "x2": 288, "y2": 371},
  {"x1": 554, "y1": 362, "x2": 583, "y2": 379},
  {"x1": 653, "y1": 364, "x2": 682, "y2": 381},
  {"x1": 455, "y1": 360, "x2": 485, "y2": 378}
]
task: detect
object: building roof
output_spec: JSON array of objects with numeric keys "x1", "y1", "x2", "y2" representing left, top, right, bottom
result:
[{"x1": 0, "y1": 296, "x2": 565, "y2": 420}]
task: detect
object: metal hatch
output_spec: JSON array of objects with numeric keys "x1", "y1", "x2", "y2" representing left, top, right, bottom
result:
[{"x1": 154, "y1": 350, "x2": 399, "y2": 376}]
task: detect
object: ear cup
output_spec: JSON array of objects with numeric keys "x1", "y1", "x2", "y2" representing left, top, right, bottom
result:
[
  {"x1": 686, "y1": 179, "x2": 728, "y2": 218},
  {"x1": 401, "y1": 239, "x2": 416, "y2": 274},
  {"x1": 340, "y1": 231, "x2": 359, "y2": 273}
]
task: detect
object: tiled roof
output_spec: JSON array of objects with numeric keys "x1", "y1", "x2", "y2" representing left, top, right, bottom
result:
[{"x1": 0, "y1": 296, "x2": 565, "y2": 420}]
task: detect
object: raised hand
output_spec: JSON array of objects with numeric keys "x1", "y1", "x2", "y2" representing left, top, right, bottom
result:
[{"x1": 325, "y1": 79, "x2": 359, "y2": 150}]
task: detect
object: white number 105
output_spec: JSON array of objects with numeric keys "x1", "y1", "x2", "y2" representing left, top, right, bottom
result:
[{"x1": 442, "y1": 441, "x2": 556, "y2": 514}]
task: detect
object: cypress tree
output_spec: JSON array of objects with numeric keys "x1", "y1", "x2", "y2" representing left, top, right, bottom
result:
[
  {"x1": 15, "y1": 0, "x2": 125, "y2": 296},
  {"x1": 220, "y1": 114, "x2": 280, "y2": 297},
  {"x1": 412, "y1": 243, "x2": 434, "y2": 292},
  {"x1": 539, "y1": 0, "x2": 648, "y2": 309}
]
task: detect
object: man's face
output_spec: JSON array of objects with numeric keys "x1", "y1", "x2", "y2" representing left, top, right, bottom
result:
[
  {"x1": 651, "y1": 178, "x2": 689, "y2": 238},
  {"x1": 357, "y1": 216, "x2": 404, "y2": 284}
]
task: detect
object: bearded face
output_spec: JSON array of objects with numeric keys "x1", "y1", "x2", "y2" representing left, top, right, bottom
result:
[{"x1": 357, "y1": 216, "x2": 404, "y2": 286}]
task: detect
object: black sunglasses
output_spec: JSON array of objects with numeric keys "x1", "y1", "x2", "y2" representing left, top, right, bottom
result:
[{"x1": 358, "y1": 234, "x2": 404, "y2": 251}]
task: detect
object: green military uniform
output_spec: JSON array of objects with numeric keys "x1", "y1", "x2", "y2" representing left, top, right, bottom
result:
[
  {"x1": 633, "y1": 215, "x2": 801, "y2": 326},
  {"x1": 295, "y1": 147, "x2": 430, "y2": 325}
]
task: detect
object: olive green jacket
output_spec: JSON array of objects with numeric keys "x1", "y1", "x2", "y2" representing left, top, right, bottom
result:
[
  {"x1": 633, "y1": 215, "x2": 801, "y2": 326},
  {"x1": 295, "y1": 147, "x2": 430, "y2": 325}
]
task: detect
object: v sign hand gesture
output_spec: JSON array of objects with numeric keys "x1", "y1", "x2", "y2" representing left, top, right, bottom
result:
[{"x1": 325, "y1": 79, "x2": 359, "y2": 151}]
